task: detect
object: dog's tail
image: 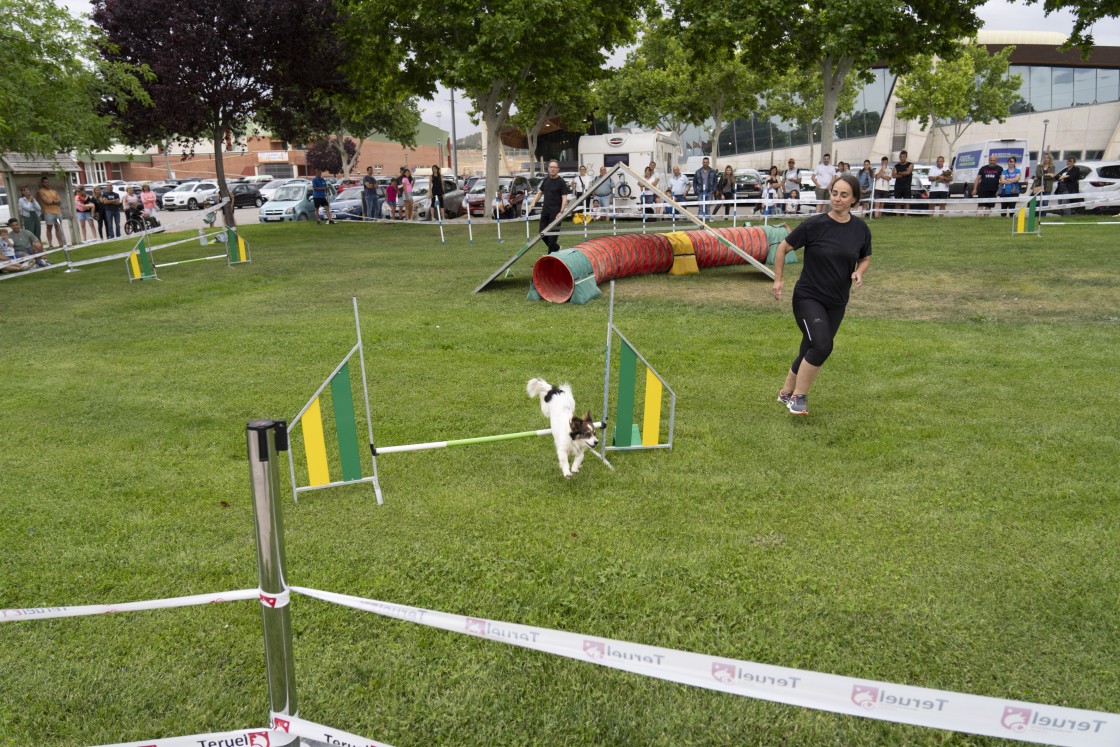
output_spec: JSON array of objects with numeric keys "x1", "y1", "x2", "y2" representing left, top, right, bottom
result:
[{"x1": 526, "y1": 378, "x2": 552, "y2": 400}]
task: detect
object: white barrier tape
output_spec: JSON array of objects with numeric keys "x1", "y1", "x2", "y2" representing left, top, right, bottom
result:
[
  {"x1": 292, "y1": 586, "x2": 1118, "y2": 746},
  {"x1": 89, "y1": 726, "x2": 282, "y2": 747},
  {"x1": 0, "y1": 589, "x2": 260, "y2": 622},
  {"x1": 271, "y1": 713, "x2": 394, "y2": 747},
  {"x1": 258, "y1": 588, "x2": 290, "y2": 609}
]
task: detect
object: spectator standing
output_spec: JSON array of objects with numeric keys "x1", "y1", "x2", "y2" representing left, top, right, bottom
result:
[
  {"x1": 1054, "y1": 156, "x2": 1079, "y2": 216},
  {"x1": 892, "y1": 151, "x2": 914, "y2": 217},
  {"x1": 528, "y1": 159, "x2": 570, "y2": 254},
  {"x1": 101, "y1": 184, "x2": 122, "y2": 238},
  {"x1": 998, "y1": 156, "x2": 1022, "y2": 217},
  {"x1": 667, "y1": 165, "x2": 689, "y2": 216},
  {"x1": 312, "y1": 170, "x2": 336, "y2": 224},
  {"x1": 787, "y1": 189, "x2": 802, "y2": 215},
  {"x1": 362, "y1": 167, "x2": 381, "y2": 220},
  {"x1": 1032, "y1": 153, "x2": 1056, "y2": 212},
  {"x1": 591, "y1": 166, "x2": 614, "y2": 219},
  {"x1": 430, "y1": 165, "x2": 445, "y2": 220},
  {"x1": 927, "y1": 156, "x2": 951, "y2": 216},
  {"x1": 872, "y1": 157, "x2": 891, "y2": 218},
  {"x1": 36, "y1": 177, "x2": 67, "y2": 247},
  {"x1": 90, "y1": 186, "x2": 106, "y2": 239},
  {"x1": 857, "y1": 160, "x2": 874, "y2": 212},
  {"x1": 385, "y1": 179, "x2": 398, "y2": 221},
  {"x1": 973, "y1": 154, "x2": 1003, "y2": 217},
  {"x1": 123, "y1": 185, "x2": 142, "y2": 225},
  {"x1": 401, "y1": 168, "x2": 415, "y2": 221},
  {"x1": 18, "y1": 185, "x2": 42, "y2": 240},
  {"x1": 140, "y1": 184, "x2": 159, "y2": 224},
  {"x1": 692, "y1": 156, "x2": 718, "y2": 218},
  {"x1": 782, "y1": 159, "x2": 800, "y2": 213},
  {"x1": 771, "y1": 174, "x2": 871, "y2": 416},
  {"x1": 571, "y1": 165, "x2": 593, "y2": 215},
  {"x1": 812, "y1": 153, "x2": 836, "y2": 213},
  {"x1": 715, "y1": 165, "x2": 736, "y2": 216},
  {"x1": 647, "y1": 160, "x2": 662, "y2": 210},
  {"x1": 74, "y1": 189, "x2": 94, "y2": 242}
]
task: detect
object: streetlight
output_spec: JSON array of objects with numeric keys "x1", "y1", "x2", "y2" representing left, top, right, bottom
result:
[{"x1": 1040, "y1": 118, "x2": 1050, "y2": 165}]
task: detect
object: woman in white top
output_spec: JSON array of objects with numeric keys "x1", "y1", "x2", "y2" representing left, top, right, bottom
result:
[{"x1": 872, "y1": 157, "x2": 892, "y2": 218}]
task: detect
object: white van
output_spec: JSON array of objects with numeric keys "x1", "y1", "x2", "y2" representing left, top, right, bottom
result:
[
  {"x1": 578, "y1": 131, "x2": 681, "y2": 208},
  {"x1": 951, "y1": 139, "x2": 1029, "y2": 196}
]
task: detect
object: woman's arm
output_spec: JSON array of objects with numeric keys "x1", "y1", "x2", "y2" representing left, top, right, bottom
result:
[
  {"x1": 852, "y1": 256, "x2": 871, "y2": 290},
  {"x1": 771, "y1": 240, "x2": 793, "y2": 301}
]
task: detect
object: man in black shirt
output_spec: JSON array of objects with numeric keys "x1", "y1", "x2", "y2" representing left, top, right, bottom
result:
[
  {"x1": 973, "y1": 154, "x2": 1003, "y2": 217},
  {"x1": 1055, "y1": 156, "x2": 1080, "y2": 216},
  {"x1": 892, "y1": 150, "x2": 914, "y2": 216},
  {"x1": 529, "y1": 159, "x2": 570, "y2": 253}
]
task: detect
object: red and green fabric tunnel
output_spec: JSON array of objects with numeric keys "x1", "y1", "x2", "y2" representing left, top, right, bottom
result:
[{"x1": 531, "y1": 225, "x2": 789, "y2": 303}]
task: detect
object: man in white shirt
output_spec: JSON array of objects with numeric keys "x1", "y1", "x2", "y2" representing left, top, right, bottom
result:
[
  {"x1": 571, "y1": 165, "x2": 594, "y2": 216},
  {"x1": 783, "y1": 158, "x2": 800, "y2": 214},
  {"x1": 667, "y1": 166, "x2": 689, "y2": 216},
  {"x1": 927, "y1": 155, "x2": 951, "y2": 216},
  {"x1": 812, "y1": 153, "x2": 837, "y2": 213}
]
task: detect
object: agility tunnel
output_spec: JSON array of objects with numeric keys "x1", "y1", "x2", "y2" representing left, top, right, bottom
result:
[{"x1": 530, "y1": 224, "x2": 792, "y2": 304}]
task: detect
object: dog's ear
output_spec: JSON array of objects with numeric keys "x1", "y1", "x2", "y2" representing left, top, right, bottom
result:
[{"x1": 583, "y1": 411, "x2": 593, "y2": 425}]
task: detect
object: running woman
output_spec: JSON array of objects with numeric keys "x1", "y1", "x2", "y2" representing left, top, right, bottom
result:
[{"x1": 771, "y1": 174, "x2": 872, "y2": 415}]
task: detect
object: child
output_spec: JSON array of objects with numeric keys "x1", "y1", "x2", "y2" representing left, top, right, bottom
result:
[
  {"x1": 492, "y1": 187, "x2": 507, "y2": 220},
  {"x1": 0, "y1": 228, "x2": 22, "y2": 273},
  {"x1": 787, "y1": 189, "x2": 801, "y2": 215},
  {"x1": 762, "y1": 184, "x2": 779, "y2": 216},
  {"x1": 385, "y1": 179, "x2": 398, "y2": 221}
]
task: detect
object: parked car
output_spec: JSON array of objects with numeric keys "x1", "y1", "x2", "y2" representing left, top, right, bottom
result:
[
  {"x1": 327, "y1": 194, "x2": 365, "y2": 221},
  {"x1": 1070, "y1": 160, "x2": 1120, "y2": 211},
  {"x1": 465, "y1": 176, "x2": 532, "y2": 217},
  {"x1": 204, "y1": 183, "x2": 264, "y2": 209},
  {"x1": 163, "y1": 181, "x2": 219, "y2": 210},
  {"x1": 258, "y1": 180, "x2": 334, "y2": 222},
  {"x1": 734, "y1": 169, "x2": 763, "y2": 200},
  {"x1": 258, "y1": 178, "x2": 302, "y2": 202}
]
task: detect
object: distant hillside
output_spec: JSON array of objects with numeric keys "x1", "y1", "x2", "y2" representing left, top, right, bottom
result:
[{"x1": 455, "y1": 132, "x2": 482, "y2": 149}]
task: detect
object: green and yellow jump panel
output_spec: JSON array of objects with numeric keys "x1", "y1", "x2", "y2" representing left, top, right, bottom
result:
[
  {"x1": 602, "y1": 281, "x2": 676, "y2": 452},
  {"x1": 226, "y1": 227, "x2": 251, "y2": 264},
  {"x1": 1012, "y1": 197, "x2": 1041, "y2": 236}
]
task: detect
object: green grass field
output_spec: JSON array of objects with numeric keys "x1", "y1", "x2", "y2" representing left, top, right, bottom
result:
[{"x1": 0, "y1": 215, "x2": 1117, "y2": 746}]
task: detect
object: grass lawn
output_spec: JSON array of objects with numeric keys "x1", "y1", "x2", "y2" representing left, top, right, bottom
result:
[{"x1": 0, "y1": 215, "x2": 1117, "y2": 746}]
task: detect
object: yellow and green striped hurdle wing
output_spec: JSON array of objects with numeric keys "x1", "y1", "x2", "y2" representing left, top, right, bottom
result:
[
  {"x1": 226, "y1": 227, "x2": 251, "y2": 264},
  {"x1": 287, "y1": 342, "x2": 377, "y2": 502},
  {"x1": 605, "y1": 329, "x2": 676, "y2": 451},
  {"x1": 1013, "y1": 197, "x2": 1040, "y2": 236}
]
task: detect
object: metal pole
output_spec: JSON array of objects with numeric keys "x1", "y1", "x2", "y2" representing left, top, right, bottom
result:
[
  {"x1": 600, "y1": 280, "x2": 616, "y2": 460},
  {"x1": 450, "y1": 89, "x2": 460, "y2": 180},
  {"x1": 352, "y1": 297, "x2": 383, "y2": 505},
  {"x1": 246, "y1": 419, "x2": 297, "y2": 722}
]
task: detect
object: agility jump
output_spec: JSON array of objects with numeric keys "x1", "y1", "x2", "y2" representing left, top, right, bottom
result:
[
  {"x1": 126, "y1": 225, "x2": 251, "y2": 282},
  {"x1": 286, "y1": 292, "x2": 673, "y2": 503}
]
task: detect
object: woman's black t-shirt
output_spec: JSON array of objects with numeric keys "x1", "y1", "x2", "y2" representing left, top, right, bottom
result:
[{"x1": 786, "y1": 213, "x2": 872, "y2": 306}]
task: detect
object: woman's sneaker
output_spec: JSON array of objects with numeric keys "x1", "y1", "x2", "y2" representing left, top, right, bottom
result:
[
  {"x1": 777, "y1": 390, "x2": 792, "y2": 405},
  {"x1": 787, "y1": 394, "x2": 808, "y2": 415}
]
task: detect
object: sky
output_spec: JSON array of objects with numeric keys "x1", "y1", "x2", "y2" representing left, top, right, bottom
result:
[{"x1": 61, "y1": 0, "x2": 1119, "y2": 138}]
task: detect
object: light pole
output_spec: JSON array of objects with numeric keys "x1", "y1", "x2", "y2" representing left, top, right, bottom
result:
[
  {"x1": 450, "y1": 89, "x2": 460, "y2": 179},
  {"x1": 1040, "y1": 118, "x2": 1050, "y2": 166}
]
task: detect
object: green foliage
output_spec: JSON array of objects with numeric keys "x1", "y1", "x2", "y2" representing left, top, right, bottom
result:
[
  {"x1": 895, "y1": 42, "x2": 1022, "y2": 154},
  {"x1": 764, "y1": 66, "x2": 861, "y2": 160},
  {"x1": 1027, "y1": 0, "x2": 1120, "y2": 54},
  {"x1": 671, "y1": 0, "x2": 986, "y2": 157},
  {"x1": 1, "y1": 217, "x2": 1119, "y2": 745},
  {"x1": 0, "y1": 0, "x2": 149, "y2": 156}
]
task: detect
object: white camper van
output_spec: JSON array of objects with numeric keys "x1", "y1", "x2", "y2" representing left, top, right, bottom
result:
[
  {"x1": 951, "y1": 139, "x2": 1029, "y2": 196},
  {"x1": 578, "y1": 131, "x2": 681, "y2": 208}
]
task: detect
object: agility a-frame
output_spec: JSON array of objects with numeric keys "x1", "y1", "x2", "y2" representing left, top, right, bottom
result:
[
  {"x1": 472, "y1": 162, "x2": 774, "y2": 294},
  {"x1": 599, "y1": 280, "x2": 676, "y2": 455}
]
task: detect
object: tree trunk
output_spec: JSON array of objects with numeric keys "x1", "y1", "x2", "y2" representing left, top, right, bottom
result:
[
  {"x1": 213, "y1": 123, "x2": 235, "y2": 227},
  {"x1": 819, "y1": 55, "x2": 854, "y2": 163},
  {"x1": 481, "y1": 107, "x2": 504, "y2": 216}
]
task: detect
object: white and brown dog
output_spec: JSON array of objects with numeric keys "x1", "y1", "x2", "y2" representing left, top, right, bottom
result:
[{"x1": 527, "y1": 378, "x2": 599, "y2": 478}]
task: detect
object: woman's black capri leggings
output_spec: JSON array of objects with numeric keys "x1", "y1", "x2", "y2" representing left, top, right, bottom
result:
[{"x1": 791, "y1": 295, "x2": 847, "y2": 373}]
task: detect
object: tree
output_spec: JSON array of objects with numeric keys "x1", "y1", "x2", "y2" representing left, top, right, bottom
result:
[
  {"x1": 306, "y1": 137, "x2": 358, "y2": 175},
  {"x1": 1025, "y1": 0, "x2": 1120, "y2": 53},
  {"x1": 349, "y1": 0, "x2": 643, "y2": 211},
  {"x1": 92, "y1": 0, "x2": 346, "y2": 225},
  {"x1": 0, "y1": 0, "x2": 149, "y2": 157},
  {"x1": 671, "y1": 0, "x2": 986, "y2": 160},
  {"x1": 510, "y1": 79, "x2": 596, "y2": 173},
  {"x1": 763, "y1": 66, "x2": 860, "y2": 165},
  {"x1": 894, "y1": 42, "x2": 1022, "y2": 157}
]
